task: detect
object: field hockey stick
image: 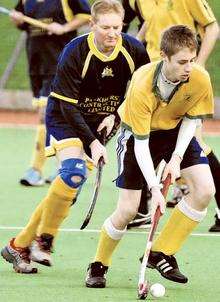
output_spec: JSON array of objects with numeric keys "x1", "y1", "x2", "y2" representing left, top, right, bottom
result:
[
  {"x1": 138, "y1": 160, "x2": 171, "y2": 300},
  {"x1": 80, "y1": 128, "x2": 107, "y2": 230},
  {"x1": 0, "y1": 6, "x2": 50, "y2": 31}
]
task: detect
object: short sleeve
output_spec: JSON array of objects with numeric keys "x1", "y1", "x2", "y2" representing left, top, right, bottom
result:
[
  {"x1": 121, "y1": 72, "x2": 152, "y2": 139},
  {"x1": 186, "y1": 0, "x2": 216, "y2": 26},
  {"x1": 186, "y1": 74, "x2": 214, "y2": 119}
]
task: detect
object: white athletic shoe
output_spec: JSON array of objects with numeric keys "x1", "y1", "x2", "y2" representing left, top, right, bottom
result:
[
  {"x1": 1, "y1": 238, "x2": 38, "y2": 273},
  {"x1": 30, "y1": 234, "x2": 53, "y2": 266},
  {"x1": 20, "y1": 168, "x2": 44, "y2": 186}
]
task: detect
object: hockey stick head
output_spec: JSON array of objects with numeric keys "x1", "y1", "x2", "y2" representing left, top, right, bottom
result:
[
  {"x1": 137, "y1": 168, "x2": 171, "y2": 299},
  {"x1": 0, "y1": 6, "x2": 10, "y2": 15},
  {"x1": 80, "y1": 128, "x2": 107, "y2": 230},
  {"x1": 138, "y1": 281, "x2": 150, "y2": 300}
]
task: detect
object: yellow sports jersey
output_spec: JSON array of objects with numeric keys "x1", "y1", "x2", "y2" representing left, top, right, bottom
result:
[
  {"x1": 142, "y1": 0, "x2": 216, "y2": 61},
  {"x1": 119, "y1": 61, "x2": 214, "y2": 139},
  {"x1": 136, "y1": 0, "x2": 154, "y2": 21}
]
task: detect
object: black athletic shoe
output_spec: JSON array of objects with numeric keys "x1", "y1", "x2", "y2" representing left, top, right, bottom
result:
[
  {"x1": 127, "y1": 213, "x2": 151, "y2": 229},
  {"x1": 86, "y1": 262, "x2": 108, "y2": 288},
  {"x1": 209, "y1": 214, "x2": 220, "y2": 232},
  {"x1": 166, "y1": 199, "x2": 179, "y2": 208},
  {"x1": 140, "y1": 251, "x2": 188, "y2": 284}
]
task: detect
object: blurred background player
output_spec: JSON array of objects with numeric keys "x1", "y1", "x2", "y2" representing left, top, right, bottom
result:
[
  {"x1": 135, "y1": 0, "x2": 220, "y2": 231},
  {"x1": 85, "y1": 25, "x2": 215, "y2": 288},
  {"x1": 10, "y1": 0, "x2": 90, "y2": 187},
  {"x1": 121, "y1": 0, "x2": 145, "y2": 33},
  {"x1": 1, "y1": 0, "x2": 149, "y2": 274}
]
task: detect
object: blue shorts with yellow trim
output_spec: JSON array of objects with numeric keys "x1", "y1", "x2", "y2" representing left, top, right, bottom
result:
[
  {"x1": 116, "y1": 126, "x2": 208, "y2": 190},
  {"x1": 31, "y1": 74, "x2": 54, "y2": 107},
  {"x1": 45, "y1": 98, "x2": 120, "y2": 157},
  {"x1": 45, "y1": 98, "x2": 87, "y2": 157}
]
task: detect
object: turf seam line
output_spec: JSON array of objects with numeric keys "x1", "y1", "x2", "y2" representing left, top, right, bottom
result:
[{"x1": 0, "y1": 226, "x2": 219, "y2": 237}]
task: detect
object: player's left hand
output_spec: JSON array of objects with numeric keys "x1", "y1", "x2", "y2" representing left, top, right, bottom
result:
[
  {"x1": 162, "y1": 154, "x2": 181, "y2": 184},
  {"x1": 47, "y1": 22, "x2": 66, "y2": 35},
  {"x1": 97, "y1": 115, "x2": 115, "y2": 136}
]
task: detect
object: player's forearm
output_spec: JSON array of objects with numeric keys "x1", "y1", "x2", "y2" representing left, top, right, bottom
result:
[
  {"x1": 134, "y1": 138, "x2": 159, "y2": 189},
  {"x1": 59, "y1": 99, "x2": 97, "y2": 146},
  {"x1": 136, "y1": 21, "x2": 146, "y2": 42},
  {"x1": 63, "y1": 16, "x2": 89, "y2": 33},
  {"x1": 173, "y1": 117, "x2": 199, "y2": 159},
  {"x1": 196, "y1": 21, "x2": 219, "y2": 66}
]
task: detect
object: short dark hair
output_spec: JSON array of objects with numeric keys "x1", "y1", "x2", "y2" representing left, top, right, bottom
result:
[{"x1": 160, "y1": 25, "x2": 198, "y2": 57}]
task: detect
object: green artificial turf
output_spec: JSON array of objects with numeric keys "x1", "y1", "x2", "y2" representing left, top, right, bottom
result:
[
  {"x1": 0, "y1": 127, "x2": 220, "y2": 302},
  {"x1": 0, "y1": 0, "x2": 219, "y2": 95}
]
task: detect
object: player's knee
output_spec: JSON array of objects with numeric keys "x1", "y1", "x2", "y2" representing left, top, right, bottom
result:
[
  {"x1": 122, "y1": 206, "x2": 137, "y2": 223},
  {"x1": 59, "y1": 158, "x2": 86, "y2": 188},
  {"x1": 194, "y1": 182, "x2": 215, "y2": 207}
]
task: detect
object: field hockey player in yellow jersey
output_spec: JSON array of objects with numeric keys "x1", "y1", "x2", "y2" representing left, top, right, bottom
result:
[
  {"x1": 86, "y1": 25, "x2": 215, "y2": 288},
  {"x1": 136, "y1": 0, "x2": 220, "y2": 231}
]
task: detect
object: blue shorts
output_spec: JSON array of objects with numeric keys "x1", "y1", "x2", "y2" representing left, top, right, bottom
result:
[
  {"x1": 45, "y1": 98, "x2": 119, "y2": 157},
  {"x1": 116, "y1": 126, "x2": 208, "y2": 190}
]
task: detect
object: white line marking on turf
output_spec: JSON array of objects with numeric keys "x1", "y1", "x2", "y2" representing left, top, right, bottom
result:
[{"x1": 0, "y1": 226, "x2": 219, "y2": 237}]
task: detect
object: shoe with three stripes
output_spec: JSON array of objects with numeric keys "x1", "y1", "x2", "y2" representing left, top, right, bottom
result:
[{"x1": 140, "y1": 251, "x2": 188, "y2": 283}]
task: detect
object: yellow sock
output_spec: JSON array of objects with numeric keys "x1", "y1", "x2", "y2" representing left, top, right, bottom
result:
[
  {"x1": 36, "y1": 176, "x2": 76, "y2": 236},
  {"x1": 31, "y1": 124, "x2": 46, "y2": 172},
  {"x1": 14, "y1": 176, "x2": 76, "y2": 248},
  {"x1": 14, "y1": 202, "x2": 44, "y2": 248},
  {"x1": 152, "y1": 207, "x2": 198, "y2": 255},
  {"x1": 94, "y1": 218, "x2": 126, "y2": 266},
  {"x1": 95, "y1": 228, "x2": 120, "y2": 266}
]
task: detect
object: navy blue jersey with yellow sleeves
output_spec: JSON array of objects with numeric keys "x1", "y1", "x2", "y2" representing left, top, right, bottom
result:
[
  {"x1": 15, "y1": 0, "x2": 90, "y2": 75},
  {"x1": 50, "y1": 32, "x2": 149, "y2": 117}
]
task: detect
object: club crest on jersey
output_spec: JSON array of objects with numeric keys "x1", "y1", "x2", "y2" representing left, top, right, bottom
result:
[
  {"x1": 101, "y1": 66, "x2": 114, "y2": 78},
  {"x1": 183, "y1": 94, "x2": 191, "y2": 102}
]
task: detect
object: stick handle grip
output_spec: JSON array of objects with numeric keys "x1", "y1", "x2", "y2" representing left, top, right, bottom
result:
[
  {"x1": 161, "y1": 174, "x2": 171, "y2": 198},
  {"x1": 22, "y1": 15, "x2": 50, "y2": 30},
  {"x1": 153, "y1": 174, "x2": 172, "y2": 221}
]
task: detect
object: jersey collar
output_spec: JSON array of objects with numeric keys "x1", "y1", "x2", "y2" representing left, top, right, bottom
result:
[
  {"x1": 152, "y1": 61, "x2": 189, "y2": 102},
  {"x1": 87, "y1": 32, "x2": 122, "y2": 62}
]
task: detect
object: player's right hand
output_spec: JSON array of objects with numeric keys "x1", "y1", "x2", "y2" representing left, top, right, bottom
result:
[
  {"x1": 162, "y1": 154, "x2": 181, "y2": 184},
  {"x1": 90, "y1": 139, "x2": 108, "y2": 167},
  {"x1": 10, "y1": 10, "x2": 24, "y2": 25},
  {"x1": 97, "y1": 115, "x2": 115, "y2": 136},
  {"x1": 150, "y1": 186, "x2": 166, "y2": 220},
  {"x1": 47, "y1": 22, "x2": 66, "y2": 35}
]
